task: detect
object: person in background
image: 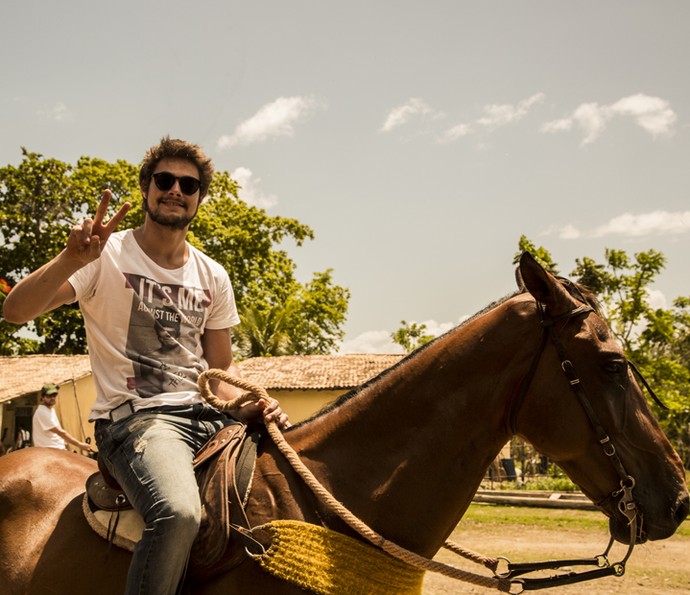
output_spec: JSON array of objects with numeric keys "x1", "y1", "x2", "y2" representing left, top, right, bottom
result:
[{"x1": 32, "y1": 383, "x2": 94, "y2": 452}]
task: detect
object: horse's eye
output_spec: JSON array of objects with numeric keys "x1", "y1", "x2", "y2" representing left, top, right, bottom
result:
[{"x1": 604, "y1": 360, "x2": 626, "y2": 375}]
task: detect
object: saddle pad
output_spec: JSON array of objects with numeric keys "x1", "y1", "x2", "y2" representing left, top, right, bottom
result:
[
  {"x1": 82, "y1": 426, "x2": 259, "y2": 557},
  {"x1": 251, "y1": 520, "x2": 425, "y2": 595},
  {"x1": 81, "y1": 493, "x2": 234, "y2": 554},
  {"x1": 82, "y1": 493, "x2": 143, "y2": 552}
]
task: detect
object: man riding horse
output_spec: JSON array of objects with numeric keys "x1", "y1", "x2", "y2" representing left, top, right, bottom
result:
[{"x1": 2, "y1": 136, "x2": 291, "y2": 595}]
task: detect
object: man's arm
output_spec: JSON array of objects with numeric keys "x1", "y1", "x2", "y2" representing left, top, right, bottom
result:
[
  {"x1": 50, "y1": 426, "x2": 95, "y2": 452},
  {"x1": 3, "y1": 190, "x2": 130, "y2": 324},
  {"x1": 201, "y1": 327, "x2": 245, "y2": 402},
  {"x1": 201, "y1": 328, "x2": 290, "y2": 429},
  {"x1": 3, "y1": 257, "x2": 79, "y2": 323}
]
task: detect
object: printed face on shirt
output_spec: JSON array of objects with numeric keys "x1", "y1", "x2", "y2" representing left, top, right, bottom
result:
[
  {"x1": 124, "y1": 272, "x2": 210, "y2": 398},
  {"x1": 143, "y1": 158, "x2": 202, "y2": 230}
]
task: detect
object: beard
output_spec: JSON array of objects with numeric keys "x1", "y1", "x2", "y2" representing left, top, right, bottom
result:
[{"x1": 143, "y1": 197, "x2": 198, "y2": 230}]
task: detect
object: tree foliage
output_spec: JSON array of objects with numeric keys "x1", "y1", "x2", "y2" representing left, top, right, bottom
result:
[
  {"x1": 232, "y1": 271, "x2": 349, "y2": 358},
  {"x1": 391, "y1": 320, "x2": 434, "y2": 352},
  {"x1": 0, "y1": 149, "x2": 140, "y2": 353},
  {"x1": 513, "y1": 235, "x2": 559, "y2": 275},
  {"x1": 0, "y1": 150, "x2": 349, "y2": 357},
  {"x1": 0, "y1": 278, "x2": 36, "y2": 355},
  {"x1": 571, "y1": 249, "x2": 666, "y2": 351},
  {"x1": 233, "y1": 304, "x2": 296, "y2": 358}
]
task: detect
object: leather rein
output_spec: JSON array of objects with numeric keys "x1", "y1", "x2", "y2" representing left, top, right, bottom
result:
[{"x1": 505, "y1": 300, "x2": 655, "y2": 590}]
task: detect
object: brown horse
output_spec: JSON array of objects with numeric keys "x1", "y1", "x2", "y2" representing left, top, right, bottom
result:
[{"x1": 1, "y1": 253, "x2": 687, "y2": 594}]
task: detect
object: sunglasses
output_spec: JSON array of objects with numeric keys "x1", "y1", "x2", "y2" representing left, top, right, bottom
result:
[{"x1": 152, "y1": 172, "x2": 201, "y2": 196}]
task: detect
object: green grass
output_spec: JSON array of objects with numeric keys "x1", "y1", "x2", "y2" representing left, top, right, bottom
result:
[
  {"x1": 461, "y1": 503, "x2": 608, "y2": 531},
  {"x1": 484, "y1": 476, "x2": 579, "y2": 492},
  {"x1": 460, "y1": 502, "x2": 690, "y2": 536}
]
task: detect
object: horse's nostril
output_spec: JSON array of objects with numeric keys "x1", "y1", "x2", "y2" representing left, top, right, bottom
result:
[{"x1": 674, "y1": 494, "x2": 690, "y2": 525}]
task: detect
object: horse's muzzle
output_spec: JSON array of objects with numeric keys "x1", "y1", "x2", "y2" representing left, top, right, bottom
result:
[
  {"x1": 610, "y1": 490, "x2": 690, "y2": 544},
  {"x1": 673, "y1": 492, "x2": 690, "y2": 527}
]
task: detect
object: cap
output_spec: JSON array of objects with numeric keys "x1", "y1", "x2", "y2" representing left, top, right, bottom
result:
[{"x1": 41, "y1": 383, "x2": 59, "y2": 396}]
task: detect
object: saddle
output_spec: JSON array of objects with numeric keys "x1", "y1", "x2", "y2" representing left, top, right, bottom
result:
[{"x1": 83, "y1": 422, "x2": 259, "y2": 572}]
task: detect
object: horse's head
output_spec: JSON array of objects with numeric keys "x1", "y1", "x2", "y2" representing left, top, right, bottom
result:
[{"x1": 513, "y1": 252, "x2": 689, "y2": 545}]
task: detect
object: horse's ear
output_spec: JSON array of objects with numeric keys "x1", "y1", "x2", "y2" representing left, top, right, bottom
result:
[
  {"x1": 515, "y1": 265, "x2": 525, "y2": 291},
  {"x1": 519, "y1": 252, "x2": 574, "y2": 313}
]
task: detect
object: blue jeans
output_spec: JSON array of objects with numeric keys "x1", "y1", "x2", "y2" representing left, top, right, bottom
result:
[{"x1": 95, "y1": 404, "x2": 233, "y2": 595}]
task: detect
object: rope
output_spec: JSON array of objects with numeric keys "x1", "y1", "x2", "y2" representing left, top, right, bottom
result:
[
  {"x1": 197, "y1": 369, "x2": 512, "y2": 593},
  {"x1": 443, "y1": 540, "x2": 500, "y2": 572}
]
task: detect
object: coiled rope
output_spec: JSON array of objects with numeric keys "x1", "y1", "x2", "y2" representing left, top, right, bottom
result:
[{"x1": 198, "y1": 369, "x2": 514, "y2": 593}]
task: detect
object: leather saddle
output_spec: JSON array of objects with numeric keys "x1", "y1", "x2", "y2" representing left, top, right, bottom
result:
[{"x1": 84, "y1": 422, "x2": 259, "y2": 572}]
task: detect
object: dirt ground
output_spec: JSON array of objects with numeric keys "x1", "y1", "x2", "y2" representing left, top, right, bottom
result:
[{"x1": 422, "y1": 521, "x2": 689, "y2": 594}]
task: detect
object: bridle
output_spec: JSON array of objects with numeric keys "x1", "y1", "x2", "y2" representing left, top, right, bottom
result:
[{"x1": 505, "y1": 299, "x2": 663, "y2": 590}]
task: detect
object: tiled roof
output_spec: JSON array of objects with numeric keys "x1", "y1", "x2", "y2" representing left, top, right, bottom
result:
[
  {"x1": 0, "y1": 353, "x2": 406, "y2": 402},
  {"x1": 0, "y1": 354, "x2": 92, "y2": 404},
  {"x1": 237, "y1": 354, "x2": 404, "y2": 390}
]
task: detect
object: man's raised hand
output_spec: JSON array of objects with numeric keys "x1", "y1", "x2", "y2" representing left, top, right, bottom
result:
[{"x1": 67, "y1": 190, "x2": 131, "y2": 265}]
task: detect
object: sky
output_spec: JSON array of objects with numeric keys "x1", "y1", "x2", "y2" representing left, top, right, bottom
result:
[{"x1": 2, "y1": 1, "x2": 689, "y2": 353}]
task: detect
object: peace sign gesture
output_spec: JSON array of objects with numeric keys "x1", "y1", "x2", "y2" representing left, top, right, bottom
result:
[{"x1": 66, "y1": 190, "x2": 131, "y2": 266}]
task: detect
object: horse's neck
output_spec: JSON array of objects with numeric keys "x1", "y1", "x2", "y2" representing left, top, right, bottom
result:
[{"x1": 288, "y1": 298, "x2": 534, "y2": 555}]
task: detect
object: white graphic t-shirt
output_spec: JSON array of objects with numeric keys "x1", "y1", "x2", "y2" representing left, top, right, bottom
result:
[{"x1": 68, "y1": 230, "x2": 240, "y2": 420}]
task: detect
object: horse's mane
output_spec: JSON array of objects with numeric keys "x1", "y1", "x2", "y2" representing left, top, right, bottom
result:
[
  {"x1": 290, "y1": 272, "x2": 601, "y2": 430},
  {"x1": 290, "y1": 291, "x2": 519, "y2": 429},
  {"x1": 554, "y1": 277, "x2": 602, "y2": 314}
]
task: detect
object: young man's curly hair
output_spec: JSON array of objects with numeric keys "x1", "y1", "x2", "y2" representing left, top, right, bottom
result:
[{"x1": 139, "y1": 136, "x2": 215, "y2": 199}]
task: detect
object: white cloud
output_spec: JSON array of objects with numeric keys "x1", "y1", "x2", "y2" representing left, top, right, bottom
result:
[
  {"x1": 441, "y1": 123, "x2": 473, "y2": 142},
  {"x1": 231, "y1": 167, "x2": 278, "y2": 209},
  {"x1": 476, "y1": 93, "x2": 545, "y2": 128},
  {"x1": 546, "y1": 211, "x2": 690, "y2": 240},
  {"x1": 571, "y1": 102, "x2": 610, "y2": 144},
  {"x1": 339, "y1": 330, "x2": 404, "y2": 354},
  {"x1": 610, "y1": 95, "x2": 677, "y2": 136},
  {"x1": 590, "y1": 210, "x2": 690, "y2": 238},
  {"x1": 418, "y1": 319, "x2": 457, "y2": 337},
  {"x1": 647, "y1": 289, "x2": 667, "y2": 310},
  {"x1": 541, "y1": 94, "x2": 676, "y2": 144},
  {"x1": 218, "y1": 95, "x2": 324, "y2": 149},
  {"x1": 338, "y1": 318, "x2": 462, "y2": 354},
  {"x1": 37, "y1": 101, "x2": 71, "y2": 122},
  {"x1": 557, "y1": 224, "x2": 581, "y2": 240},
  {"x1": 441, "y1": 93, "x2": 545, "y2": 142},
  {"x1": 380, "y1": 98, "x2": 436, "y2": 132},
  {"x1": 540, "y1": 118, "x2": 572, "y2": 133}
]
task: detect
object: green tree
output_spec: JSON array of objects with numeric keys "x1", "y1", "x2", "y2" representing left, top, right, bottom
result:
[
  {"x1": 233, "y1": 304, "x2": 296, "y2": 358},
  {"x1": 633, "y1": 296, "x2": 690, "y2": 467},
  {"x1": 190, "y1": 170, "x2": 314, "y2": 309},
  {"x1": 288, "y1": 269, "x2": 350, "y2": 355},
  {"x1": 0, "y1": 150, "x2": 349, "y2": 356},
  {"x1": 571, "y1": 249, "x2": 666, "y2": 351},
  {"x1": 0, "y1": 278, "x2": 39, "y2": 354},
  {"x1": 513, "y1": 235, "x2": 559, "y2": 275},
  {"x1": 234, "y1": 270, "x2": 350, "y2": 358},
  {"x1": 0, "y1": 149, "x2": 140, "y2": 353},
  {"x1": 391, "y1": 320, "x2": 434, "y2": 352}
]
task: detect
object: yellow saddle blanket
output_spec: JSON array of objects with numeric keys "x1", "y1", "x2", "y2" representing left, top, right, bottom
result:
[{"x1": 250, "y1": 520, "x2": 425, "y2": 595}]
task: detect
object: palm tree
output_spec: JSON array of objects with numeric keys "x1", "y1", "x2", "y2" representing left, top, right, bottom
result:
[{"x1": 233, "y1": 303, "x2": 295, "y2": 358}]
